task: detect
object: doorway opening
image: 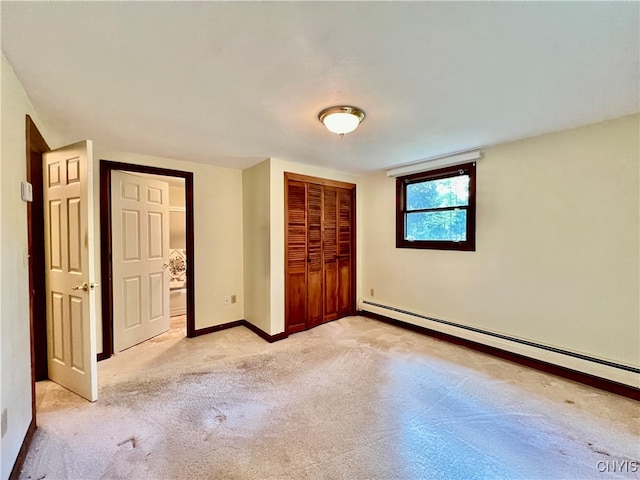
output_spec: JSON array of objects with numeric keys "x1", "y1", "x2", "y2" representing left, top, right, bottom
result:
[
  {"x1": 99, "y1": 161, "x2": 195, "y2": 359},
  {"x1": 112, "y1": 171, "x2": 188, "y2": 351}
]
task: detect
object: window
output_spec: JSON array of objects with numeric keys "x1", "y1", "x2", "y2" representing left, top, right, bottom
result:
[{"x1": 396, "y1": 162, "x2": 476, "y2": 251}]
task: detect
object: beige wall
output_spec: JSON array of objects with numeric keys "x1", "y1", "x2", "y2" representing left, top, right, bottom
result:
[
  {"x1": 360, "y1": 114, "x2": 639, "y2": 386},
  {"x1": 0, "y1": 54, "x2": 58, "y2": 480},
  {"x1": 169, "y1": 185, "x2": 186, "y2": 208},
  {"x1": 242, "y1": 159, "x2": 271, "y2": 333},
  {"x1": 169, "y1": 185, "x2": 186, "y2": 249}
]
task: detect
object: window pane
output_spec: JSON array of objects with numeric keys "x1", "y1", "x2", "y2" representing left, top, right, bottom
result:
[
  {"x1": 405, "y1": 210, "x2": 467, "y2": 241},
  {"x1": 406, "y1": 175, "x2": 470, "y2": 211}
]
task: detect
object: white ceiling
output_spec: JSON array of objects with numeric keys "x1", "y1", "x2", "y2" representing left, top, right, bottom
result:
[{"x1": 2, "y1": 2, "x2": 638, "y2": 174}]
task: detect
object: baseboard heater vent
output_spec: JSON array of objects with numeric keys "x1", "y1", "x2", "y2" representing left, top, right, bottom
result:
[{"x1": 361, "y1": 300, "x2": 639, "y2": 374}]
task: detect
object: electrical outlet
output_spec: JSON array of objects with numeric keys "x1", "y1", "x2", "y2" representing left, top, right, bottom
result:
[
  {"x1": 224, "y1": 296, "x2": 231, "y2": 305},
  {"x1": 1, "y1": 408, "x2": 7, "y2": 438},
  {"x1": 231, "y1": 294, "x2": 237, "y2": 304},
  {"x1": 370, "y1": 288, "x2": 374, "y2": 297}
]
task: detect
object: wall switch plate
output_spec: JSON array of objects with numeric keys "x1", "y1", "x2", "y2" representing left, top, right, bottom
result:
[
  {"x1": 21, "y1": 181, "x2": 33, "y2": 202},
  {"x1": 231, "y1": 295, "x2": 237, "y2": 304},
  {"x1": 370, "y1": 288, "x2": 375, "y2": 297},
  {"x1": 224, "y1": 296, "x2": 231, "y2": 305},
  {"x1": 1, "y1": 408, "x2": 7, "y2": 438}
]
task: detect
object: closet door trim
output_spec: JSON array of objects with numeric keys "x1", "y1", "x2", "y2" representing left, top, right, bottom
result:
[{"x1": 285, "y1": 172, "x2": 356, "y2": 190}]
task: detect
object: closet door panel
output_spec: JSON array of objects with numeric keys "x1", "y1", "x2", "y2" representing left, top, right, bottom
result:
[
  {"x1": 337, "y1": 188, "x2": 353, "y2": 316},
  {"x1": 323, "y1": 187, "x2": 338, "y2": 322},
  {"x1": 324, "y1": 267, "x2": 338, "y2": 320},
  {"x1": 285, "y1": 181, "x2": 308, "y2": 333},
  {"x1": 287, "y1": 275, "x2": 307, "y2": 333},
  {"x1": 307, "y1": 184, "x2": 323, "y2": 328},
  {"x1": 338, "y1": 259, "x2": 350, "y2": 315}
]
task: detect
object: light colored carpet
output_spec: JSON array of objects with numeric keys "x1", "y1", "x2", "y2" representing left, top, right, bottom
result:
[{"x1": 20, "y1": 316, "x2": 639, "y2": 479}]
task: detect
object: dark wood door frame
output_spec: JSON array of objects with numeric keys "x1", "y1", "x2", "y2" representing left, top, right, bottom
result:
[
  {"x1": 25, "y1": 115, "x2": 50, "y2": 421},
  {"x1": 99, "y1": 160, "x2": 196, "y2": 359}
]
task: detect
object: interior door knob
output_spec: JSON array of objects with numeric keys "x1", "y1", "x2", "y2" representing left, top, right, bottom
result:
[
  {"x1": 72, "y1": 282, "x2": 99, "y2": 292},
  {"x1": 72, "y1": 282, "x2": 89, "y2": 292}
]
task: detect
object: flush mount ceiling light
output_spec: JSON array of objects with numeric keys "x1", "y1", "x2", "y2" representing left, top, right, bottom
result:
[{"x1": 318, "y1": 106, "x2": 365, "y2": 136}]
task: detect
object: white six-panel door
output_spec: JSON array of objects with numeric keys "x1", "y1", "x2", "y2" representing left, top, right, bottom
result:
[
  {"x1": 43, "y1": 140, "x2": 98, "y2": 402},
  {"x1": 112, "y1": 171, "x2": 170, "y2": 352}
]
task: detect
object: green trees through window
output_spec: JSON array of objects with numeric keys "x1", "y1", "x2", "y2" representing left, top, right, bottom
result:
[
  {"x1": 396, "y1": 162, "x2": 476, "y2": 251},
  {"x1": 405, "y1": 175, "x2": 469, "y2": 241}
]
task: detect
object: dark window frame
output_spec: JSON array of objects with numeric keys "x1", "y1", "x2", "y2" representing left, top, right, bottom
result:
[{"x1": 396, "y1": 162, "x2": 476, "y2": 251}]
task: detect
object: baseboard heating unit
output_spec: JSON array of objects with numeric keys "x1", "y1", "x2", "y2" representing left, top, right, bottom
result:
[{"x1": 359, "y1": 300, "x2": 639, "y2": 399}]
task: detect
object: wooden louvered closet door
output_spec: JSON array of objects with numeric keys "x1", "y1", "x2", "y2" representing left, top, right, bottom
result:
[
  {"x1": 307, "y1": 184, "x2": 323, "y2": 328},
  {"x1": 337, "y1": 188, "x2": 353, "y2": 317},
  {"x1": 285, "y1": 180, "x2": 308, "y2": 333},
  {"x1": 285, "y1": 173, "x2": 356, "y2": 334},
  {"x1": 322, "y1": 187, "x2": 339, "y2": 322}
]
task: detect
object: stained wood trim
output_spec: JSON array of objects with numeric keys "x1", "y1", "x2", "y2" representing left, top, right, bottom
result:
[
  {"x1": 192, "y1": 320, "x2": 245, "y2": 337},
  {"x1": 242, "y1": 321, "x2": 289, "y2": 343},
  {"x1": 360, "y1": 310, "x2": 640, "y2": 401},
  {"x1": 191, "y1": 319, "x2": 289, "y2": 343},
  {"x1": 99, "y1": 161, "x2": 113, "y2": 358},
  {"x1": 9, "y1": 418, "x2": 36, "y2": 480},
  {"x1": 25, "y1": 115, "x2": 50, "y2": 432},
  {"x1": 26, "y1": 115, "x2": 49, "y2": 152},
  {"x1": 284, "y1": 172, "x2": 356, "y2": 190},
  {"x1": 99, "y1": 160, "x2": 196, "y2": 358},
  {"x1": 185, "y1": 174, "x2": 195, "y2": 338}
]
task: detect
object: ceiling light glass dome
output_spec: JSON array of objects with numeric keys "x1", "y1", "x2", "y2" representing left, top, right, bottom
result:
[{"x1": 318, "y1": 106, "x2": 365, "y2": 135}]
